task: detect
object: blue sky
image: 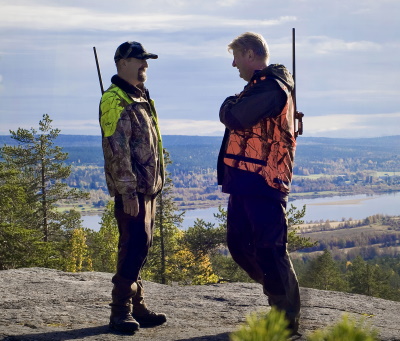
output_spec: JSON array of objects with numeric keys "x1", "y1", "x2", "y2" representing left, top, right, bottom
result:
[{"x1": 0, "y1": 0, "x2": 399, "y2": 138}]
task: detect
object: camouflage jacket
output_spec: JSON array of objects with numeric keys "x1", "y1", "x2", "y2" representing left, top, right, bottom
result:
[{"x1": 99, "y1": 75, "x2": 164, "y2": 197}]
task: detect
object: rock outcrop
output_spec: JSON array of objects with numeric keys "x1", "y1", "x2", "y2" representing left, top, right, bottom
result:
[{"x1": 0, "y1": 268, "x2": 399, "y2": 340}]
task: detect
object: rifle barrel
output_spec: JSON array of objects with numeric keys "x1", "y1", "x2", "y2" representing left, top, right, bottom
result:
[
  {"x1": 292, "y1": 28, "x2": 296, "y2": 114},
  {"x1": 93, "y1": 47, "x2": 104, "y2": 95},
  {"x1": 292, "y1": 28, "x2": 304, "y2": 137}
]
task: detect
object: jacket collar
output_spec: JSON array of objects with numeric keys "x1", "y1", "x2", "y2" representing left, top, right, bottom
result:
[
  {"x1": 111, "y1": 75, "x2": 146, "y2": 98},
  {"x1": 250, "y1": 64, "x2": 294, "y2": 91}
]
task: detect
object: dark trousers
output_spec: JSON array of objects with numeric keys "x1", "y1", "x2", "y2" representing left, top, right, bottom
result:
[
  {"x1": 111, "y1": 193, "x2": 155, "y2": 307},
  {"x1": 226, "y1": 194, "x2": 301, "y2": 322}
]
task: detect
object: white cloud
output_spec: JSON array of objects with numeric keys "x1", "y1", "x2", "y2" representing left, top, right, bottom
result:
[
  {"x1": 159, "y1": 119, "x2": 224, "y2": 136},
  {"x1": 216, "y1": 0, "x2": 240, "y2": 6},
  {"x1": 0, "y1": 4, "x2": 296, "y2": 32},
  {"x1": 302, "y1": 89, "x2": 399, "y2": 100},
  {"x1": 302, "y1": 36, "x2": 381, "y2": 55},
  {"x1": 304, "y1": 112, "x2": 400, "y2": 138},
  {"x1": 55, "y1": 120, "x2": 101, "y2": 135}
]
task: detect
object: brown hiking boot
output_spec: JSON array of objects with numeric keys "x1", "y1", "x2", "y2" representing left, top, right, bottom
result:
[
  {"x1": 131, "y1": 277, "x2": 167, "y2": 327},
  {"x1": 132, "y1": 307, "x2": 167, "y2": 327},
  {"x1": 109, "y1": 304, "x2": 140, "y2": 334}
]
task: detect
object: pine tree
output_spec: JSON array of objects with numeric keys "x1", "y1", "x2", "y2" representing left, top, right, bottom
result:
[
  {"x1": 0, "y1": 114, "x2": 89, "y2": 243},
  {"x1": 0, "y1": 163, "x2": 42, "y2": 269},
  {"x1": 143, "y1": 150, "x2": 185, "y2": 284},
  {"x1": 347, "y1": 256, "x2": 395, "y2": 299},
  {"x1": 286, "y1": 204, "x2": 318, "y2": 252},
  {"x1": 183, "y1": 218, "x2": 226, "y2": 257},
  {"x1": 301, "y1": 249, "x2": 347, "y2": 291}
]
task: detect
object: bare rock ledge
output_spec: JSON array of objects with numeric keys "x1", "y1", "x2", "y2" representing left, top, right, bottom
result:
[{"x1": 0, "y1": 268, "x2": 399, "y2": 341}]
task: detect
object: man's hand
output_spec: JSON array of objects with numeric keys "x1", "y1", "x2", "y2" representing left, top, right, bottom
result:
[{"x1": 122, "y1": 193, "x2": 139, "y2": 217}]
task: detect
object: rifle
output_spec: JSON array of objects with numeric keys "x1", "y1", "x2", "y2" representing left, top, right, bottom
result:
[
  {"x1": 292, "y1": 28, "x2": 304, "y2": 138},
  {"x1": 93, "y1": 47, "x2": 104, "y2": 95}
]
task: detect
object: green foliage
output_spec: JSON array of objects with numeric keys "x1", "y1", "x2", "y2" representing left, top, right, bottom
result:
[
  {"x1": 0, "y1": 115, "x2": 90, "y2": 270},
  {"x1": 207, "y1": 207, "x2": 251, "y2": 283},
  {"x1": 293, "y1": 251, "x2": 400, "y2": 302},
  {"x1": 307, "y1": 314, "x2": 378, "y2": 341},
  {"x1": 143, "y1": 150, "x2": 186, "y2": 284},
  {"x1": 347, "y1": 256, "x2": 398, "y2": 300},
  {"x1": 0, "y1": 222, "x2": 42, "y2": 270},
  {"x1": 184, "y1": 218, "x2": 226, "y2": 257},
  {"x1": 0, "y1": 114, "x2": 88, "y2": 243},
  {"x1": 210, "y1": 253, "x2": 252, "y2": 283},
  {"x1": 300, "y1": 249, "x2": 348, "y2": 291},
  {"x1": 287, "y1": 204, "x2": 318, "y2": 252},
  {"x1": 88, "y1": 201, "x2": 119, "y2": 273},
  {"x1": 230, "y1": 310, "x2": 378, "y2": 341},
  {"x1": 230, "y1": 308, "x2": 291, "y2": 341},
  {"x1": 0, "y1": 163, "x2": 39, "y2": 269},
  {"x1": 141, "y1": 150, "x2": 219, "y2": 285}
]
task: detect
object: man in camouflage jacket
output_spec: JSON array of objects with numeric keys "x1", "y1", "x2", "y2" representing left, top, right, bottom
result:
[{"x1": 99, "y1": 41, "x2": 165, "y2": 334}]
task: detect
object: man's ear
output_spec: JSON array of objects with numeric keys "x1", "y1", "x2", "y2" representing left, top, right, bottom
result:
[{"x1": 247, "y1": 49, "x2": 255, "y2": 61}]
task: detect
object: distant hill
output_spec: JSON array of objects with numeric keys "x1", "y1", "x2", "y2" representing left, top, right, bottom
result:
[
  {"x1": 1, "y1": 135, "x2": 399, "y2": 171},
  {"x1": 2, "y1": 134, "x2": 397, "y2": 148}
]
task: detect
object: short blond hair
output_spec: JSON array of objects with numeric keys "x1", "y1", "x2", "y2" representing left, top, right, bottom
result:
[{"x1": 228, "y1": 32, "x2": 269, "y2": 63}]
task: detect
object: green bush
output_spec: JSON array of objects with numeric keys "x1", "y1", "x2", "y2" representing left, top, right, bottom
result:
[
  {"x1": 230, "y1": 309, "x2": 379, "y2": 341},
  {"x1": 230, "y1": 308, "x2": 291, "y2": 341},
  {"x1": 308, "y1": 314, "x2": 378, "y2": 341}
]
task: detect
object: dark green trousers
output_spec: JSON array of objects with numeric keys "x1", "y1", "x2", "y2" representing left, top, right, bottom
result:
[{"x1": 226, "y1": 194, "x2": 301, "y2": 322}]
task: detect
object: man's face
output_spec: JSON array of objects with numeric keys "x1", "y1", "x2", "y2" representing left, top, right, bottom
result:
[
  {"x1": 232, "y1": 49, "x2": 252, "y2": 82},
  {"x1": 124, "y1": 57, "x2": 148, "y2": 85}
]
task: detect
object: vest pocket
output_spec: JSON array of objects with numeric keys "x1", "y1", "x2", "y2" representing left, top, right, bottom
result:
[{"x1": 225, "y1": 153, "x2": 267, "y2": 166}]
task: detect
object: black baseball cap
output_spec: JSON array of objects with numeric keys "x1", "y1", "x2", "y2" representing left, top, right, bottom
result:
[{"x1": 114, "y1": 41, "x2": 158, "y2": 62}]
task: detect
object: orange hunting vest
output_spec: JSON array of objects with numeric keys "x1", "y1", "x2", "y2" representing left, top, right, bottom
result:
[{"x1": 223, "y1": 77, "x2": 296, "y2": 194}]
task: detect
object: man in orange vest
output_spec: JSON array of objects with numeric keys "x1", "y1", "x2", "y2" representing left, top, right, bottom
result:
[{"x1": 217, "y1": 32, "x2": 301, "y2": 335}]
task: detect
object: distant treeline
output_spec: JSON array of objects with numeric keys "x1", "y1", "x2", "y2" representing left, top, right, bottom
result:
[{"x1": 1, "y1": 135, "x2": 399, "y2": 173}]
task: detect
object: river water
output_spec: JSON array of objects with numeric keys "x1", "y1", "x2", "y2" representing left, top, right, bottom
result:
[{"x1": 81, "y1": 192, "x2": 400, "y2": 231}]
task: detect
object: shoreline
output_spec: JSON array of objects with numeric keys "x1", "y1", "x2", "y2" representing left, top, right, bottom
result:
[{"x1": 79, "y1": 190, "x2": 400, "y2": 216}]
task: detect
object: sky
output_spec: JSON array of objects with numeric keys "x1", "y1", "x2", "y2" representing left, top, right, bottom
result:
[{"x1": 0, "y1": 0, "x2": 399, "y2": 138}]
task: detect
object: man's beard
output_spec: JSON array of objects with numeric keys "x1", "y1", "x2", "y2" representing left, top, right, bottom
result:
[{"x1": 138, "y1": 69, "x2": 147, "y2": 83}]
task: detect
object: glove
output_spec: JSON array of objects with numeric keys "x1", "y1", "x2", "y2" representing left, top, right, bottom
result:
[{"x1": 122, "y1": 193, "x2": 139, "y2": 217}]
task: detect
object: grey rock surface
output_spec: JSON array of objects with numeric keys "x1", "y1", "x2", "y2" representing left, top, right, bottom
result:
[{"x1": 0, "y1": 268, "x2": 399, "y2": 340}]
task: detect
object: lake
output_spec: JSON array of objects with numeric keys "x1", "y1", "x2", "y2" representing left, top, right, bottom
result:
[{"x1": 81, "y1": 191, "x2": 400, "y2": 231}]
